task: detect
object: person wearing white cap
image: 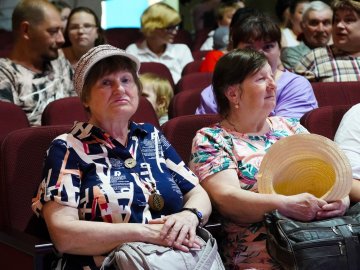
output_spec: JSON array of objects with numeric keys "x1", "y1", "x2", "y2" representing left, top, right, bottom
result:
[
  {"x1": 190, "y1": 48, "x2": 350, "y2": 270},
  {"x1": 31, "y1": 44, "x2": 211, "y2": 269}
]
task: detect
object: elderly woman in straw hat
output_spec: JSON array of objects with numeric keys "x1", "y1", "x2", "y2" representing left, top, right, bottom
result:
[
  {"x1": 31, "y1": 44, "x2": 211, "y2": 269},
  {"x1": 190, "y1": 48, "x2": 350, "y2": 270}
]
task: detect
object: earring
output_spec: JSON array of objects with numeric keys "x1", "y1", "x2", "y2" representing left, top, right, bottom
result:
[{"x1": 235, "y1": 104, "x2": 239, "y2": 109}]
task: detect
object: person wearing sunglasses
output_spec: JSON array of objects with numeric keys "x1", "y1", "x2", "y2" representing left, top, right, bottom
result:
[
  {"x1": 126, "y1": 3, "x2": 193, "y2": 84},
  {"x1": 62, "y1": 7, "x2": 106, "y2": 68}
]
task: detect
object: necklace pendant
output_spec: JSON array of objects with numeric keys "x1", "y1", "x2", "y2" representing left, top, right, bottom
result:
[
  {"x1": 124, "y1": 158, "x2": 137, "y2": 169},
  {"x1": 148, "y1": 193, "x2": 164, "y2": 211}
]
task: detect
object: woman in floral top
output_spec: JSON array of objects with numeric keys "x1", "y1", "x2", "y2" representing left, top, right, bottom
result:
[{"x1": 190, "y1": 49, "x2": 349, "y2": 270}]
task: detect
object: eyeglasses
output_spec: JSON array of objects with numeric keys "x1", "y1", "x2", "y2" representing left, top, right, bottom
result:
[
  {"x1": 162, "y1": 25, "x2": 179, "y2": 33},
  {"x1": 68, "y1": 24, "x2": 97, "y2": 33}
]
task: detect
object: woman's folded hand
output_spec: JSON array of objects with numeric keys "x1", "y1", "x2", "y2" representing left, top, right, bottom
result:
[{"x1": 148, "y1": 211, "x2": 200, "y2": 252}]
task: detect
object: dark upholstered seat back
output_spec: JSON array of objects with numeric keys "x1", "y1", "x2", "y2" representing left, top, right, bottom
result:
[
  {"x1": 0, "y1": 125, "x2": 71, "y2": 232},
  {"x1": 161, "y1": 114, "x2": 221, "y2": 164},
  {"x1": 175, "y1": 72, "x2": 212, "y2": 94},
  {"x1": 168, "y1": 88, "x2": 203, "y2": 119},
  {"x1": 311, "y1": 82, "x2": 360, "y2": 107},
  {"x1": 42, "y1": 96, "x2": 160, "y2": 128},
  {"x1": 0, "y1": 101, "x2": 30, "y2": 144},
  {"x1": 139, "y1": 61, "x2": 175, "y2": 89},
  {"x1": 182, "y1": 60, "x2": 202, "y2": 76},
  {"x1": 300, "y1": 105, "x2": 352, "y2": 140}
]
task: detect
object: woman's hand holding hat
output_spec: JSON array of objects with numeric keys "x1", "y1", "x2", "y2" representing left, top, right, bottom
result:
[
  {"x1": 316, "y1": 196, "x2": 350, "y2": 220},
  {"x1": 278, "y1": 193, "x2": 327, "y2": 222}
]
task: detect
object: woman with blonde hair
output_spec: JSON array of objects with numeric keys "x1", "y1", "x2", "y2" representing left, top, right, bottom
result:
[
  {"x1": 126, "y1": 3, "x2": 193, "y2": 83},
  {"x1": 140, "y1": 73, "x2": 174, "y2": 125}
]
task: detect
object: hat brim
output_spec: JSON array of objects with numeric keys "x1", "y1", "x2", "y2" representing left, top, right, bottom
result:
[
  {"x1": 74, "y1": 45, "x2": 141, "y2": 97},
  {"x1": 257, "y1": 133, "x2": 352, "y2": 201}
]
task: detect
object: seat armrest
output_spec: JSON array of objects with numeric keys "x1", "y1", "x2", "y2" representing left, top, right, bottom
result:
[{"x1": 0, "y1": 228, "x2": 55, "y2": 269}]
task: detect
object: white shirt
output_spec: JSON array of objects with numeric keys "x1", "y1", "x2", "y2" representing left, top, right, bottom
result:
[
  {"x1": 126, "y1": 41, "x2": 194, "y2": 84},
  {"x1": 334, "y1": 104, "x2": 360, "y2": 179},
  {"x1": 281, "y1": 28, "x2": 300, "y2": 48},
  {"x1": 200, "y1": 30, "x2": 214, "y2": 51}
]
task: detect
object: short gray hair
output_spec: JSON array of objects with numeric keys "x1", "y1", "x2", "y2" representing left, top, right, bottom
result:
[{"x1": 302, "y1": 1, "x2": 332, "y2": 22}]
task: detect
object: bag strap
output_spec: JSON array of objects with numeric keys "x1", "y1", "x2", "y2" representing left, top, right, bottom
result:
[
  {"x1": 194, "y1": 227, "x2": 222, "y2": 270},
  {"x1": 337, "y1": 224, "x2": 360, "y2": 270}
]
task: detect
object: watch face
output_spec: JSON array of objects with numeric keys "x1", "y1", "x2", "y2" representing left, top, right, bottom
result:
[{"x1": 196, "y1": 210, "x2": 203, "y2": 219}]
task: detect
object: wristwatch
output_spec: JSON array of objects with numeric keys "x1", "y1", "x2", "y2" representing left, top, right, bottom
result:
[{"x1": 182, "y1": 207, "x2": 203, "y2": 227}]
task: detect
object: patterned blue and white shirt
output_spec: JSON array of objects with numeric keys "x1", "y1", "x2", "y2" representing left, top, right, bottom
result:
[{"x1": 32, "y1": 121, "x2": 199, "y2": 269}]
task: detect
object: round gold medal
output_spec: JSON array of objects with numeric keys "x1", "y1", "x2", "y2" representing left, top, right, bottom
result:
[
  {"x1": 124, "y1": 158, "x2": 136, "y2": 169},
  {"x1": 148, "y1": 193, "x2": 164, "y2": 211}
]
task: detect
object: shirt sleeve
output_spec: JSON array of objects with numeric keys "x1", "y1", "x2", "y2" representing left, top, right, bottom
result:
[
  {"x1": 199, "y1": 50, "x2": 222, "y2": 73},
  {"x1": 294, "y1": 50, "x2": 317, "y2": 82},
  {"x1": 189, "y1": 127, "x2": 237, "y2": 182},
  {"x1": 178, "y1": 44, "x2": 194, "y2": 74},
  {"x1": 275, "y1": 72, "x2": 318, "y2": 118},
  {"x1": 195, "y1": 85, "x2": 218, "y2": 114},
  {"x1": 0, "y1": 61, "x2": 15, "y2": 102},
  {"x1": 31, "y1": 135, "x2": 82, "y2": 216},
  {"x1": 158, "y1": 129, "x2": 199, "y2": 194},
  {"x1": 281, "y1": 47, "x2": 302, "y2": 71},
  {"x1": 334, "y1": 105, "x2": 360, "y2": 179}
]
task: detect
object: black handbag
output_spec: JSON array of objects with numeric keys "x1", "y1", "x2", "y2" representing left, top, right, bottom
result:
[{"x1": 264, "y1": 203, "x2": 360, "y2": 270}]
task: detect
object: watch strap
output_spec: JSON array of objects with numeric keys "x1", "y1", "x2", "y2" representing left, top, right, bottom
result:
[{"x1": 182, "y1": 207, "x2": 203, "y2": 226}]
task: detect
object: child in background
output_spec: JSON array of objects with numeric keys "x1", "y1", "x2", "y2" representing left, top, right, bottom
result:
[
  {"x1": 200, "y1": 1, "x2": 243, "y2": 51},
  {"x1": 140, "y1": 73, "x2": 174, "y2": 125}
]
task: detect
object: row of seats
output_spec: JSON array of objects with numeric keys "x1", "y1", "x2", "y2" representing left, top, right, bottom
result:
[
  {"x1": 2, "y1": 80, "x2": 360, "y2": 145},
  {"x1": 0, "y1": 103, "x2": 352, "y2": 269}
]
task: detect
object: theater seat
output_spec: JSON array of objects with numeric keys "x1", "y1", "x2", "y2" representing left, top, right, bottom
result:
[
  {"x1": 0, "y1": 125, "x2": 71, "y2": 269},
  {"x1": 161, "y1": 114, "x2": 221, "y2": 165},
  {"x1": 139, "y1": 62, "x2": 175, "y2": 89},
  {"x1": 168, "y1": 88, "x2": 203, "y2": 119},
  {"x1": 300, "y1": 105, "x2": 352, "y2": 140},
  {"x1": 42, "y1": 96, "x2": 160, "y2": 128},
  {"x1": 161, "y1": 114, "x2": 222, "y2": 240},
  {"x1": 105, "y1": 28, "x2": 143, "y2": 49},
  {"x1": 311, "y1": 81, "x2": 360, "y2": 107},
  {"x1": 181, "y1": 60, "x2": 202, "y2": 76},
  {"x1": 0, "y1": 101, "x2": 30, "y2": 144},
  {"x1": 41, "y1": 97, "x2": 88, "y2": 126},
  {"x1": 175, "y1": 72, "x2": 212, "y2": 94}
]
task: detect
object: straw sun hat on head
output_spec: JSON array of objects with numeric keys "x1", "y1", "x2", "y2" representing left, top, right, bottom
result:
[
  {"x1": 74, "y1": 44, "x2": 141, "y2": 98},
  {"x1": 257, "y1": 134, "x2": 352, "y2": 202}
]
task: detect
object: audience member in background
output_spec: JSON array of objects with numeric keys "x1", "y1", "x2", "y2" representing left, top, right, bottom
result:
[
  {"x1": 140, "y1": 73, "x2": 174, "y2": 125},
  {"x1": 282, "y1": 1, "x2": 333, "y2": 71},
  {"x1": 62, "y1": 7, "x2": 106, "y2": 68},
  {"x1": 196, "y1": 12, "x2": 318, "y2": 119},
  {"x1": 334, "y1": 103, "x2": 360, "y2": 202},
  {"x1": 295, "y1": 0, "x2": 360, "y2": 82},
  {"x1": 126, "y1": 3, "x2": 193, "y2": 84},
  {"x1": 281, "y1": 0, "x2": 309, "y2": 47},
  {"x1": 190, "y1": 48, "x2": 349, "y2": 270},
  {"x1": 0, "y1": 0, "x2": 74, "y2": 126},
  {"x1": 199, "y1": 7, "x2": 257, "y2": 73},
  {"x1": 199, "y1": 26, "x2": 229, "y2": 72},
  {"x1": 51, "y1": 0, "x2": 71, "y2": 32},
  {"x1": 275, "y1": 0, "x2": 292, "y2": 29},
  {"x1": 200, "y1": 1, "x2": 242, "y2": 51},
  {"x1": 32, "y1": 45, "x2": 211, "y2": 269}
]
